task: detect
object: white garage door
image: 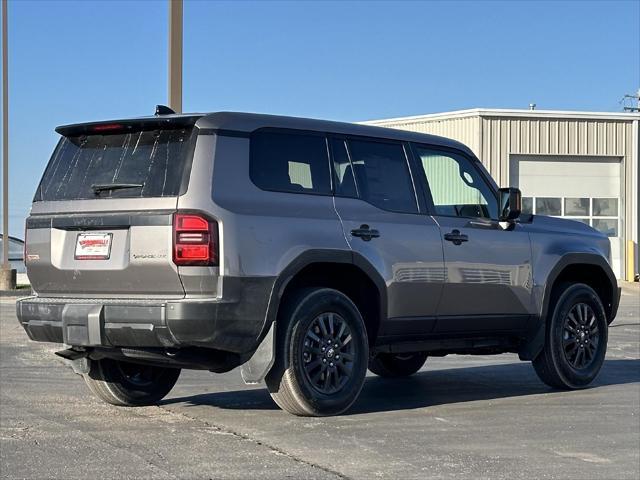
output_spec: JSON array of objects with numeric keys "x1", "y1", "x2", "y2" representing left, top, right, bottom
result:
[{"x1": 511, "y1": 155, "x2": 623, "y2": 278}]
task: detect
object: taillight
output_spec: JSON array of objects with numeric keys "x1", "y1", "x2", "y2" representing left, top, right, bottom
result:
[{"x1": 172, "y1": 213, "x2": 218, "y2": 266}]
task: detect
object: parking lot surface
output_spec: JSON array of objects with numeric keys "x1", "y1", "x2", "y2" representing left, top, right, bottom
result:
[{"x1": 1, "y1": 290, "x2": 638, "y2": 479}]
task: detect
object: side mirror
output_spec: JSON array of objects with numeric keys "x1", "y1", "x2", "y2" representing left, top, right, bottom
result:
[{"x1": 498, "y1": 187, "x2": 522, "y2": 222}]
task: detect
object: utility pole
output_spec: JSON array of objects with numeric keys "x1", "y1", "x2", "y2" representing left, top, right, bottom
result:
[
  {"x1": 621, "y1": 89, "x2": 640, "y2": 112},
  {"x1": 1, "y1": 0, "x2": 15, "y2": 289},
  {"x1": 168, "y1": 0, "x2": 183, "y2": 113}
]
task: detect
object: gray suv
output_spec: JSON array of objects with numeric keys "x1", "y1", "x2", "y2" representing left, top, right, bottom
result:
[{"x1": 17, "y1": 109, "x2": 620, "y2": 416}]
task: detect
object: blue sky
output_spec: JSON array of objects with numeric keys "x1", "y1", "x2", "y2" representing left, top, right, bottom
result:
[{"x1": 2, "y1": 0, "x2": 639, "y2": 237}]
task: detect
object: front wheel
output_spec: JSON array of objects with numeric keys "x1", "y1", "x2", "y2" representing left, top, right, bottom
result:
[
  {"x1": 83, "y1": 358, "x2": 181, "y2": 406},
  {"x1": 266, "y1": 288, "x2": 369, "y2": 416},
  {"x1": 369, "y1": 352, "x2": 428, "y2": 378},
  {"x1": 532, "y1": 283, "x2": 608, "y2": 389}
]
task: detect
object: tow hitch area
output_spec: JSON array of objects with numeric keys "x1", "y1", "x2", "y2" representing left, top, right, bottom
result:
[{"x1": 55, "y1": 348, "x2": 90, "y2": 375}]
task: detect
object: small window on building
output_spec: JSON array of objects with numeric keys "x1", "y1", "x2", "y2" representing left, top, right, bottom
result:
[
  {"x1": 569, "y1": 218, "x2": 591, "y2": 226},
  {"x1": 535, "y1": 197, "x2": 561, "y2": 216},
  {"x1": 521, "y1": 197, "x2": 534, "y2": 215},
  {"x1": 564, "y1": 198, "x2": 590, "y2": 216},
  {"x1": 593, "y1": 219, "x2": 618, "y2": 237},
  {"x1": 250, "y1": 131, "x2": 331, "y2": 195},
  {"x1": 593, "y1": 198, "x2": 618, "y2": 217},
  {"x1": 346, "y1": 139, "x2": 417, "y2": 214}
]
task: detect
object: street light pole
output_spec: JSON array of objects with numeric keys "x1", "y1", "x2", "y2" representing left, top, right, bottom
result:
[
  {"x1": 168, "y1": 0, "x2": 183, "y2": 113},
  {"x1": 1, "y1": 0, "x2": 15, "y2": 290}
]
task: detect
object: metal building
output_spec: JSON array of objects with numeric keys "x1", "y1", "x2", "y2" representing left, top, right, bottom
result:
[{"x1": 365, "y1": 109, "x2": 640, "y2": 280}]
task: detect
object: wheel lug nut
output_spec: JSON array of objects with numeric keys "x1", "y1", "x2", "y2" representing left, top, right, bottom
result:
[
  {"x1": 336, "y1": 355, "x2": 340, "y2": 359},
  {"x1": 334, "y1": 343, "x2": 339, "y2": 348},
  {"x1": 322, "y1": 358, "x2": 326, "y2": 363},
  {"x1": 330, "y1": 362, "x2": 334, "y2": 367},
  {"x1": 321, "y1": 347, "x2": 325, "y2": 352}
]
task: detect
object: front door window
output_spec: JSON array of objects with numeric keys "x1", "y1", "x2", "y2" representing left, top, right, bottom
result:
[{"x1": 413, "y1": 147, "x2": 498, "y2": 220}]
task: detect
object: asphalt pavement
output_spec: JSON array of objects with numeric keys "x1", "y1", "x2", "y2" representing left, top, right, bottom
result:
[{"x1": 1, "y1": 289, "x2": 638, "y2": 479}]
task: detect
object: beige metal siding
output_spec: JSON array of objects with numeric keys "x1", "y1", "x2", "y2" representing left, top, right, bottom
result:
[
  {"x1": 480, "y1": 116, "x2": 637, "y2": 263},
  {"x1": 372, "y1": 116, "x2": 481, "y2": 155},
  {"x1": 480, "y1": 116, "x2": 633, "y2": 185}
]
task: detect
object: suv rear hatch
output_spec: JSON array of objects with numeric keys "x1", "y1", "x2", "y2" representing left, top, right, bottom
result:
[{"x1": 26, "y1": 115, "x2": 201, "y2": 299}]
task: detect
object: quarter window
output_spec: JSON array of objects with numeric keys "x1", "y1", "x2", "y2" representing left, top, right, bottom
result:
[
  {"x1": 345, "y1": 139, "x2": 417, "y2": 214},
  {"x1": 331, "y1": 138, "x2": 358, "y2": 198},
  {"x1": 250, "y1": 131, "x2": 331, "y2": 195},
  {"x1": 414, "y1": 147, "x2": 498, "y2": 219}
]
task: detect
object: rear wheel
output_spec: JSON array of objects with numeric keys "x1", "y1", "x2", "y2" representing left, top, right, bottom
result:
[
  {"x1": 83, "y1": 358, "x2": 181, "y2": 406},
  {"x1": 369, "y1": 352, "x2": 428, "y2": 378},
  {"x1": 266, "y1": 288, "x2": 369, "y2": 416},
  {"x1": 532, "y1": 283, "x2": 608, "y2": 389}
]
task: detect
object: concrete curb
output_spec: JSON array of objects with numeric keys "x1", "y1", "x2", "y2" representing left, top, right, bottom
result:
[
  {"x1": 620, "y1": 281, "x2": 639, "y2": 296},
  {"x1": 0, "y1": 289, "x2": 32, "y2": 298}
]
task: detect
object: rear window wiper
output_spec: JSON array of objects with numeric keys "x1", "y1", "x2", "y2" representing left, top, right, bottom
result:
[{"x1": 91, "y1": 183, "x2": 144, "y2": 194}]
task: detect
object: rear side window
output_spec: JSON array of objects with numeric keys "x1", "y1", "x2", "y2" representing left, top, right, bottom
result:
[
  {"x1": 346, "y1": 139, "x2": 417, "y2": 214},
  {"x1": 35, "y1": 128, "x2": 194, "y2": 201},
  {"x1": 250, "y1": 131, "x2": 331, "y2": 195}
]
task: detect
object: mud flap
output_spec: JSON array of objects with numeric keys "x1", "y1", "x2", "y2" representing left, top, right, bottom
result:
[
  {"x1": 240, "y1": 322, "x2": 276, "y2": 384},
  {"x1": 518, "y1": 320, "x2": 545, "y2": 361}
]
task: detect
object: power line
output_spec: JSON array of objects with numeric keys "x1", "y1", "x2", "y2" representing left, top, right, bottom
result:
[{"x1": 620, "y1": 89, "x2": 640, "y2": 112}]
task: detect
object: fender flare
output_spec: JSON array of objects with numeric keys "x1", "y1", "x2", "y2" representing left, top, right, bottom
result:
[
  {"x1": 518, "y1": 253, "x2": 618, "y2": 361},
  {"x1": 241, "y1": 249, "x2": 387, "y2": 384}
]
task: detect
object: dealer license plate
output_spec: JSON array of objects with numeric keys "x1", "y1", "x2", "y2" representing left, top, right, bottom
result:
[{"x1": 74, "y1": 233, "x2": 113, "y2": 260}]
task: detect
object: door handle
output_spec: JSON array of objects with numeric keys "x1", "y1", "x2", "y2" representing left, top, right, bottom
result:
[
  {"x1": 351, "y1": 224, "x2": 380, "y2": 242},
  {"x1": 444, "y1": 229, "x2": 469, "y2": 246}
]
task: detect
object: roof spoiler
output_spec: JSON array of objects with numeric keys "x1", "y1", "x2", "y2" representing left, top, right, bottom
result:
[{"x1": 55, "y1": 110, "x2": 201, "y2": 137}]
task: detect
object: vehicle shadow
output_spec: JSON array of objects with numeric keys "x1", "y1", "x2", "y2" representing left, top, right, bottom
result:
[{"x1": 161, "y1": 358, "x2": 640, "y2": 415}]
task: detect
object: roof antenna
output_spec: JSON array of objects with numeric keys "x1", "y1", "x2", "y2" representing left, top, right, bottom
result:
[
  {"x1": 529, "y1": 103, "x2": 536, "y2": 111},
  {"x1": 155, "y1": 105, "x2": 176, "y2": 116}
]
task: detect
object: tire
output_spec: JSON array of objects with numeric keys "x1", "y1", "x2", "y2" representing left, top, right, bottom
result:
[
  {"x1": 532, "y1": 282, "x2": 608, "y2": 389},
  {"x1": 369, "y1": 352, "x2": 428, "y2": 378},
  {"x1": 83, "y1": 358, "x2": 181, "y2": 406},
  {"x1": 265, "y1": 288, "x2": 369, "y2": 416}
]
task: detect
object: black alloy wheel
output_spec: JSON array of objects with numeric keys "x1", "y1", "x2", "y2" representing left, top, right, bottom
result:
[
  {"x1": 562, "y1": 302, "x2": 600, "y2": 370},
  {"x1": 301, "y1": 312, "x2": 355, "y2": 395}
]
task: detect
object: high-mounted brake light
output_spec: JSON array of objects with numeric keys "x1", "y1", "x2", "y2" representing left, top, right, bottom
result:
[
  {"x1": 91, "y1": 124, "x2": 124, "y2": 132},
  {"x1": 173, "y1": 213, "x2": 218, "y2": 266}
]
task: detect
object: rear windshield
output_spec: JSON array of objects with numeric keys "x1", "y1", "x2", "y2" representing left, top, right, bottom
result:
[{"x1": 35, "y1": 127, "x2": 195, "y2": 201}]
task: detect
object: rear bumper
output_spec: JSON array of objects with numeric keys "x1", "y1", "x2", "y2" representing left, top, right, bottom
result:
[{"x1": 16, "y1": 278, "x2": 275, "y2": 355}]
